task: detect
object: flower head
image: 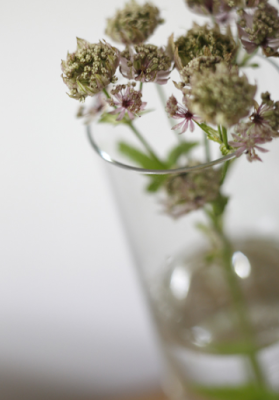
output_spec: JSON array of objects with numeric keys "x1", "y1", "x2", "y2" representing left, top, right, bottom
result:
[
  {"x1": 189, "y1": 63, "x2": 257, "y2": 127},
  {"x1": 248, "y1": 93, "x2": 279, "y2": 139},
  {"x1": 105, "y1": 0, "x2": 164, "y2": 45},
  {"x1": 163, "y1": 166, "x2": 221, "y2": 218},
  {"x1": 107, "y1": 82, "x2": 147, "y2": 121},
  {"x1": 173, "y1": 24, "x2": 237, "y2": 68},
  {"x1": 230, "y1": 123, "x2": 270, "y2": 161},
  {"x1": 120, "y1": 44, "x2": 172, "y2": 84},
  {"x1": 166, "y1": 95, "x2": 201, "y2": 133},
  {"x1": 237, "y1": 3, "x2": 279, "y2": 57},
  {"x1": 184, "y1": 0, "x2": 239, "y2": 21},
  {"x1": 180, "y1": 55, "x2": 222, "y2": 84},
  {"x1": 61, "y1": 38, "x2": 119, "y2": 101}
]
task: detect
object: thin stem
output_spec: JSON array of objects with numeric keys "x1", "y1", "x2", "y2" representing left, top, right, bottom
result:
[
  {"x1": 103, "y1": 88, "x2": 110, "y2": 99},
  {"x1": 139, "y1": 82, "x2": 143, "y2": 92},
  {"x1": 204, "y1": 133, "x2": 211, "y2": 162},
  {"x1": 208, "y1": 214, "x2": 267, "y2": 388},
  {"x1": 155, "y1": 85, "x2": 181, "y2": 141},
  {"x1": 218, "y1": 125, "x2": 223, "y2": 142},
  {"x1": 220, "y1": 160, "x2": 230, "y2": 185},
  {"x1": 222, "y1": 126, "x2": 229, "y2": 149},
  {"x1": 126, "y1": 121, "x2": 162, "y2": 163}
]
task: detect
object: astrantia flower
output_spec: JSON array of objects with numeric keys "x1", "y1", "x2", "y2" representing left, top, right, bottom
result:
[
  {"x1": 184, "y1": 0, "x2": 238, "y2": 22},
  {"x1": 77, "y1": 93, "x2": 107, "y2": 124},
  {"x1": 105, "y1": 0, "x2": 164, "y2": 45},
  {"x1": 230, "y1": 123, "x2": 270, "y2": 162},
  {"x1": 173, "y1": 24, "x2": 237, "y2": 69},
  {"x1": 166, "y1": 95, "x2": 201, "y2": 133},
  {"x1": 249, "y1": 98, "x2": 279, "y2": 139},
  {"x1": 180, "y1": 55, "x2": 222, "y2": 84},
  {"x1": 163, "y1": 167, "x2": 221, "y2": 218},
  {"x1": 189, "y1": 63, "x2": 256, "y2": 127},
  {"x1": 120, "y1": 44, "x2": 172, "y2": 84},
  {"x1": 61, "y1": 38, "x2": 119, "y2": 101},
  {"x1": 237, "y1": 3, "x2": 279, "y2": 57},
  {"x1": 107, "y1": 82, "x2": 147, "y2": 121}
]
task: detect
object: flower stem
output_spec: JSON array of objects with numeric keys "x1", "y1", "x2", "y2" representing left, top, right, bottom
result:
[
  {"x1": 126, "y1": 121, "x2": 162, "y2": 163},
  {"x1": 204, "y1": 133, "x2": 211, "y2": 162},
  {"x1": 155, "y1": 85, "x2": 181, "y2": 141},
  {"x1": 208, "y1": 213, "x2": 267, "y2": 388},
  {"x1": 139, "y1": 82, "x2": 143, "y2": 92},
  {"x1": 103, "y1": 88, "x2": 110, "y2": 99}
]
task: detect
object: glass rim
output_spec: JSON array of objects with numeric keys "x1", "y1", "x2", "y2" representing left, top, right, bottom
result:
[{"x1": 86, "y1": 125, "x2": 237, "y2": 175}]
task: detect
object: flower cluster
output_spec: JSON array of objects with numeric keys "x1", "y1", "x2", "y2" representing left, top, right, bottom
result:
[
  {"x1": 184, "y1": 0, "x2": 242, "y2": 20},
  {"x1": 166, "y1": 95, "x2": 201, "y2": 133},
  {"x1": 173, "y1": 24, "x2": 237, "y2": 68},
  {"x1": 120, "y1": 44, "x2": 171, "y2": 84},
  {"x1": 61, "y1": 38, "x2": 119, "y2": 101},
  {"x1": 230, "y1": 92, "x2": 279, "y2": 161},
  {"x1": 105, "y1": 0, "x2": 164, "y2": 45},
  {"x1": 163, "y1": 167, "x2": 222, "y2": 218},
  {"x1": 107, "y1": 82, "x2": 147, "y2": 121},
  {"x1": 189, "y1": 63, "x2": 257, "y2": 127},
  {"x1": 238, "y1": 2, "x2": 279, "y2": 57},
  {"x1": 180, "y1": 55, "x2": 221, "y2": 84}
]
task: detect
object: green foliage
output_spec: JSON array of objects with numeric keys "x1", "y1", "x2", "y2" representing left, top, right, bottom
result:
[
  {"x1": 192, "y1": 384, "x2": 279, "y2": 400},
  {"x1": 167, "y1": 141, "x2": 198, "y2": 166},
  {"x1": 118, "y1": 140, "x2": 199, "y2": 192},
  {"x1": 195, "y1": 122, "x2": 221, "y2": 143},
  {"x1": 211, "y1": 193, "x2": 229, "y2": 217},
  {"x1": 118, "y1": 142, "x2": 166, "y2": 169}
]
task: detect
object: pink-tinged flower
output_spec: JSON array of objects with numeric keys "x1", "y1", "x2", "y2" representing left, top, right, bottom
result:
[
  {"x1": 237, "y1": 4, "x2": 279, "y2": 57},
  {"x1": 166, "y1": 95, "x2": 201, "y2": 134},
  {"x1": 229, "y1": 123, "x2": 270, "y2": 162},
  {"x1": 119, "y1": 44, "x2": 172, "y2": 85},
  {"x1": 107, "y1": 83, "x2": 147, "y2": 121}
]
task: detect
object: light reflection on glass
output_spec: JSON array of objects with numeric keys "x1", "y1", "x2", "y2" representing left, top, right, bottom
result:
[
  {"x1": 170, "y1": 266, "x2": 190, "y2": 300},
  {"x1": 232, "y1": 251, "x2": 251, "y2": 279},
  {"x1": 192, "y1": 326, "x2": 212, "y2": 347}
]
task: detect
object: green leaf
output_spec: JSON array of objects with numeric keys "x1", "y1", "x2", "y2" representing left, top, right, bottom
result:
[
  {"x1": 98, "y1": 112, "x2": 124, "y2": 126},
  {"x1": 146, "y1": 175, "x2": 168, "y2": 192},
  {"x1": 192, "y1": 384, "x2": 279, "y2": 400},
  {"x1": 118, "y1": 142, "x2": 166, "y2": 170},
  {"x1": 167, "y1": 141, "x2": 199, "y2": 166},
  {"x1": 195, "y1": 122, "x2": 221, "y2": 143}
]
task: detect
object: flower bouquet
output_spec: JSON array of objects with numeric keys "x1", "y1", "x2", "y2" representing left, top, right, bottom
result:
[{"x1": 61, "y1": 0, "x2": 279, "y2": 398}]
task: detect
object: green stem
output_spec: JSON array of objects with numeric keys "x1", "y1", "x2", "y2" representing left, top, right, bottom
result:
[
  {"x1": 155, "y1": 85, "x2": 181, "y2": 140},
  {"x1": 204, "y1": 133, "x2": 211, "y2": 162},
  {"x1": 218, "y1": 125, "x2": 223, "y2": 142},
  {"x1": 139, "y1": 82, "x2": 143, "y2": 92},
  {"x1": 222, "y1": 126, "x2": 229, "y2": 149},
  {"x1": 126, "y1": 121, "x2": 161, "y2": 163},
  {"x1": 208, "y1": 214, "x2": 267, "y2": 388},
  {"x1": 220, "y1": 160, "x2": 230, "y2": 185},
  {"x1": 103, "y1": 88, "x2": 110, "y2": 99}
]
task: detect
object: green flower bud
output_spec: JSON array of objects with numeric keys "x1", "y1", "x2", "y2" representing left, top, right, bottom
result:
[
  {"x1": 189, "y1": 64, "x2": 257, "y2": 127},
  {"x1": 174, "y1": 23, "x2": 237, "y2": 68},
  {"x1": 105, "y1": 0, "x2": 164, "y2": 45},
  {"x1": 61, "y1": 38, "x2": 119, "y2": 101}
]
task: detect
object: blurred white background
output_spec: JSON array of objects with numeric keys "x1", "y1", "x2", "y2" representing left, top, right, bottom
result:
[{"x1": 1, "y1": 0, "x2": 279, "y2": 398}]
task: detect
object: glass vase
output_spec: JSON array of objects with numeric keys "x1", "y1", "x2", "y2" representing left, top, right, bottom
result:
[{"x1": 86, "y1": 56, "x2": 279, "y2": 399}]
